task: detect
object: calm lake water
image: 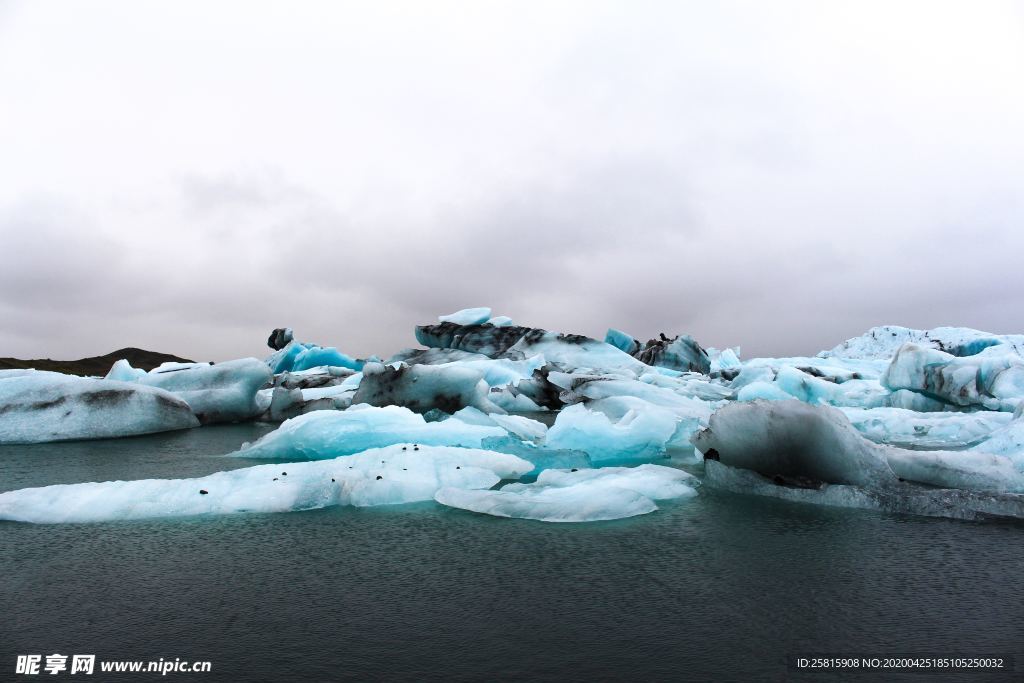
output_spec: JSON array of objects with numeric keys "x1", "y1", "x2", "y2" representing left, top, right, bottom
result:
[{"x1": 1, "y1": 425, "x2": 1021, "y2": 681}]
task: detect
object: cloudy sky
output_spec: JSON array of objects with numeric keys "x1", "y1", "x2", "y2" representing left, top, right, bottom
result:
[{"x1": 1, "y1": 1, "x2": 1021, "y2": 362}]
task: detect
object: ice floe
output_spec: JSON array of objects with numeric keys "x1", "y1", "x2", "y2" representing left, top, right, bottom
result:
[
  {"x1": 0, "y1": 444, "x2": 533, "y2": 524},
  {"x1": 435, "y1": 464, "x2": 698, "y2": 522},
  {"x1": 0, "y1": 370, "x2": 198, "y2": 444}
]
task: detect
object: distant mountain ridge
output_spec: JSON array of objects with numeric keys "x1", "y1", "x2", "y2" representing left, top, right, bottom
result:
[{"x1": 0, "y1": 348, "x2": 195, "y2": 377}]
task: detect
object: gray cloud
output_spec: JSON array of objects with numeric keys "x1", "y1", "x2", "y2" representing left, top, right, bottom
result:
[{"x1": 0, "y1": 1, "x2": 1022, "y2": 363}]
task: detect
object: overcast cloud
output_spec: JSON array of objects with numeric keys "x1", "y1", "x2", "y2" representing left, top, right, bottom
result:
[{"x1": 0, "y1": 1, "x2": 1022, "y2": 362}]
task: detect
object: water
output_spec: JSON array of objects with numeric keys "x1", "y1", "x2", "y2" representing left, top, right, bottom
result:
[{"x1": 2, "y1": 426, "x2": 1022, "y2": 681}]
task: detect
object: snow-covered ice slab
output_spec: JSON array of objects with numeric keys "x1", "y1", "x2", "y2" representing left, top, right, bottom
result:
[
  {"x1": 435, "y1": 464, "x2": 697, "y2": 522},
  {"x1": 233, "y1": 404, "x2": 509, "y2": 460},
  {"x1": 0, "y1": 445, "x2": 534, "y2": 524},
  {"x1": 0, "y1": 370, "x2": 198, "y2": 444}
]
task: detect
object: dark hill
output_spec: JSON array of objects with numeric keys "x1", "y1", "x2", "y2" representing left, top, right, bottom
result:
[{"x1": 0, "y1": 348, "x2": 195, "y2": 377}]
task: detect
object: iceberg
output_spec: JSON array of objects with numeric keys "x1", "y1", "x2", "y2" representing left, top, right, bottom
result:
[
  {"x1": 633, "y1": 334, "x2": 711, "y2": 374},
  {"x1": 449, "y1": 407, "x2": 548, "y2": 442},
  {"x1": 695, "y1": 400, "x2": 1024, "y2": 494},
  {"x1": 693, "y1": 400, "x2": 896, "y2": 487},
  {"x1": 709, "y1": 347, "x2": 741, "y2": 375},
  {"x1": 414, "y1": 321, "x2": 647, "y2": 374},
  {"x1": 968, "y1": 409, "x2": 1024, "y2": 468},
  {"x1": 704, "y1": 459, "x2": 1024, "y2": 522},
  {"x1": 736, "y1": 381, "x2": 794, "y2": 402},
  {"x1": 884, "y1": 448, "x2": 1024, "y2": 493},
  {"x1": 435, "y1": 464, "x2": 698, "y2": 522},
  {"x1": 0, "y1": 444, "x2": 534, "y2": 524},
  {"x1": 604, "y1": 328, "x2": 641, "y2": 355},
  {"x1": 233, "y1": 404, "x2": 509, "y2": 460},
  {"x1": 352, "y1": 361, "x2": 505, "y2": 414},
  {"x1": 840, "y1": 407, "x2": 1012, "y2": 450},
  {"x1": 602, "y1": 328, "x2": 711, "y2": 373},
  {"x1": 0, "y1": 370, "x2": 198, "y2": 444},
  {"x1": 134, "y1": 358, "x2": 272, "y2": 423},
  {"x1": 546, "y1": 397, "x2": 684, "y2": 465},
  {"x1": 821, "y1": 325, "x2": 1024, "y2": 361},
  {"x1": 881, "y1": 343, "x2": 1024, "y2": 412},
  {"x1": 103, "y1": 359, "x2": 147, "y2": 382},
  {"x1": 438, "y1": 307, "x2": 492, "y2": 325},
  {"x1": 266, "y1": 340, "x2": 363, "y2": 374},
  {"x1": 773, "y1": 366, "x2": 891, "y2": 408}
]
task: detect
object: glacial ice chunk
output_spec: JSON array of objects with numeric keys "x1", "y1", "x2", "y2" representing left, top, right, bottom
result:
[
  {"x1": 604, "y1": 328, "x2": 640, "y2": 355},
  {"x1": 695, "y1": 400, "x2": 1024, "y2": 494},
  {"x1": 634, "y1": 334, "x2": 711, "y2": 374},
  {"x1": 267, "y1": 340, "x2": 363, "y2": 374},
  {"x1": 882, "y1": 343, "x2": 1024, "y2": 411},
  {"x1": 710, "y1": 347, "x2": 741, "y2": 374},
  {"x1": 693, "y1": 400, "x2": 896, "y2": 487},
  {"x1": 546, "y1": 397, "x2": 683, "y2": 465},
  {"x1": 840, "y1": 407, "x2": 1012, "y2": 450},
  {"x1": 104, "y1": 359, "x2": 147, "y2": 382},
  {"x1": 0, "y1": 370, "x2": 198, "y2": 444},
  {"x1": 135, "y1": 358, "x2": 272, "y2": 423},
  {"x1": 435, "y1": 464, "x2": 697, "y2": 522},
  {"x1": 438, "y1": 307, "x2": 492, "y2": 325},
  {"x1": 821, "y1": 325, "x2": 1024, "y2": 361},
  {"x1": 233, "y1": 404, "x2": 508, "y2": 460},
  {"x1": 736, "y1": 381, "x2": 794, "y2": 402},
  {"x1": 773, "y1": 367, "x2": 890, "y2": 408},
  {"x1": 352, "y1": 362, "x2": 505, "y2": 414},
  {"x1": 450, "y1": 407, "x2": 547, "y2": 442},
  {"x1": 414, "y1": 321, "x2": 647, "y2": 374},
  {"x1": 0, "y1": 444, "x2": 534, "y2": 524},
  {"x1": 704, "y1": 460, "x2": 1024, "y2": 522},
  {"x1": 885, "y1": 449, "x2": 1024, "y2": 493}
]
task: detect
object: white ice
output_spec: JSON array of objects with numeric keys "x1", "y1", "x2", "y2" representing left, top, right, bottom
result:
[
  {"x1": 546, "y1": 397, "x2": 685, "y2": 465},
  {"x1": 0, "y1": 370, "x2": 198, "y2": 444},
  {"x1": 134, "y1": 357, "x2": 273, "y2": 423},
  {"x1": 233, "y1": 404, "x2": 509, "y2": 460},
  {"x1": 435, "y1": 464, "x2": 697, "y2": 522},
  {"x1": 821, "y1": 325, "x2": 1024, "y2": 361},
  {"x1": 0, "y1": 444, "x2": 534, "y2": 524},
  {"x1": 438, "y1": 307, "x2": 492, "y2": 325},
  {"x1": 450, "y1": 406, "x2": 548, "y2": 442},
  {"x1": 840, "y1": 407, "x2": 1011, "y2": 449},
  {"x1": 882, "y1": 343, "x2": 1024, "y2": 412}
]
